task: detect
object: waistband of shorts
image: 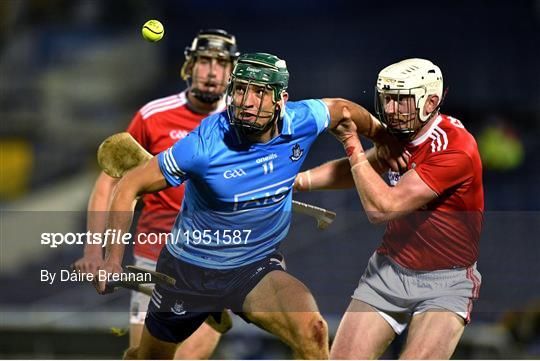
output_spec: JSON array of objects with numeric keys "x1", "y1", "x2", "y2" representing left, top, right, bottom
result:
[{"x1": 378, "y1": 253, "x2": 477, "y2": 280}]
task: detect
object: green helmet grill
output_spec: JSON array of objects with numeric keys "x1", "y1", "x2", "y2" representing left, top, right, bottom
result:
[{"x1": 226, "y1": 53, "x2": 289, "y2": 136}]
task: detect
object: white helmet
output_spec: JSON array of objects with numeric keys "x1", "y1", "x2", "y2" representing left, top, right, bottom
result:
[{"x1": 375, "y1": 58, "x2": 443, "y2": 139}]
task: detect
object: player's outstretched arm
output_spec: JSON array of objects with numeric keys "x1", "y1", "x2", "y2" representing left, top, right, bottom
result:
[
  {"x1": 294, "y1": 148, "x2": 389, "y2": 192},
  {"x1": 322, "y1": 98, "x2": 387, "y2": 143},
  {"x1": 73, "y1": 172, "x2": 118, "y2": 274},
  {"x1": 322, "y1": 98, "x2": 408, "y2": 171},
  {"x1": 96, "y1": 157, "x2": 168, "y2": 294}
]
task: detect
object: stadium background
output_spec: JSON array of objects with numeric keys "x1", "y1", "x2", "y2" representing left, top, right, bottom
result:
[{"x1": 0, "y1": 0, "x2": 539, "y2": 358}]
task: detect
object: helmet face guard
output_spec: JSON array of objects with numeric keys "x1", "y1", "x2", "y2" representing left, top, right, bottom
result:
[
  {"x1": 375, "y1": 86, "x2": 426, "y2": 141},
  {"x1": 227, "y1": 79, "x2": 280, "y2": 137},
  {"x1": 375, "y1": 58, "x2": 444, "y2": 141},
  {"x1": 226, "y1": 53, "x2": 289, "y2": 138},
  {"x1": 181, "y1": 29, "x2": 239, "y2": 103}
]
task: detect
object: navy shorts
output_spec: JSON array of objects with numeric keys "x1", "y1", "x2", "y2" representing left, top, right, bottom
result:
[{"x1": 145, "y1": 247, "x2": 286, "y2": 343}]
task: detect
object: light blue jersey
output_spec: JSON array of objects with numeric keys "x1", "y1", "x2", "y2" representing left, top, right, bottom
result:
[{"x1": 157, "y1": 99, "x2": 329, "y2": 269}]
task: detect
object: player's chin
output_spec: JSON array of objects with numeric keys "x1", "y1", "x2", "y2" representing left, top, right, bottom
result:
[{"x1": 241, "y1": 116, "x2": 272, "y2": 126}]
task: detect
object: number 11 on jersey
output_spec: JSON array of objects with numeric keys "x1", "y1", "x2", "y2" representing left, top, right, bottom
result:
[{"x1": 262, "y1": 161, "x2": 274, "y2": 174}]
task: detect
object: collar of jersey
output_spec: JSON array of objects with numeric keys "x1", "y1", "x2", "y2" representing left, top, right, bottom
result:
[
  {"x1": 409, "y1": 114, "x2": 443, "y2": 147},
  {"x1": 211, "y1": 96, "x2": 227, "y2": 114},
  {"x1": 281, "y1": 106, "x2": 295, "y2": 136}
]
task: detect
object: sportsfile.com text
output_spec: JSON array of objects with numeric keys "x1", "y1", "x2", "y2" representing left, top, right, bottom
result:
[{"x1": 40, "y1": 229, "x2": 252, "y2": 248}]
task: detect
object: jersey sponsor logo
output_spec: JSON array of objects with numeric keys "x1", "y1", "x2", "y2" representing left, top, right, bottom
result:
[
  {"x1": 256, "y1": 153, "x2": 278, "y2": 164},
  {"x1": 289, "y1": 143, "x2": 304, "y2": 162},
  {"x1": 388, "y1": 171, "x2": 401, "y2": 186},
  {"x1": 233, "y1": 176, "x2": 295, "y2": 211},
  {"x1": 169, "y1": 129, "x2": 189, "y2": 140},
  {"x1": 223, "y1": 168, "x2": 247, "y2": 179}
]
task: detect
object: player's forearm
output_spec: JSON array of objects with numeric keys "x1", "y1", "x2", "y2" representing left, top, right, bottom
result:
[
  {"x1": 85, "y1": 172, "x2": 119, "y2": 256},
  {"x1": 296, "y1": 148, "x2": 389, "y2": 191},
  {"x1": 87, "y1": 173, "x2": 118, "y2": 230},
  {"x1": 345, "y1": 138, "x2": 396, "y2": 223},
  {"x1": 325, "y1": 98, "x2": 386, "y2": 142},
  {"x1": 104, "y1": 186, "x2": 137, "y2": 264},
  {"x1": 296, "y1": 158, "x2": 353, "y2": 191},
  {"x1": 347, "y1": 103, "x2": 387, "y2": 143}
]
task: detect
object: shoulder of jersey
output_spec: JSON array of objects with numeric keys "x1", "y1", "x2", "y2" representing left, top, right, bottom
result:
[
  {"x1": 139, "y1": 92, "x2": 188, "y2": 120},
  {"x1": 285, "y1": 99, "x2": 327, "y2": 134},
  {"x1": 286, "y1": 99, "x2": 311, "y2": 111},
  {"x1": 426, "y1": 114, "x2": 473, "y2": 154},
  {"x1": 287, "y1": 99, "x2": 327, "y2": 116}
]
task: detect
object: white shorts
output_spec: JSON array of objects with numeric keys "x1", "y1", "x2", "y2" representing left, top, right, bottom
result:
[
  {"x1": 352, "y1": 252, "x2": 481, "y2": 334},
  {"x1": 129, "y1": 255, "x2": 157, "y2": 325}
]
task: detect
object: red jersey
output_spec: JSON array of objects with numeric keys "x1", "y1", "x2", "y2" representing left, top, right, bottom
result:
[
  {"x1": 378, "y1": 114, "x2": 484, "y2": 270},
  {"x1": 126, "y1": 91, "x2": 224, "y2": 260}
]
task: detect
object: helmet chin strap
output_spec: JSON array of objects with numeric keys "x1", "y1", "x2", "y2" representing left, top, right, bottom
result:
[
  {"x1": 419, "y1": 87, "x2": 448, "y2": 123},
  {"x1": 191, "y1": 88, "x2": 223, "y2": 104},
  {"x1": 238, "y1": 106, "x2": 279, "y2": 138},
  {"x1": 397, "y1": 87, "x2": 448, "y2": 141},
  {"x1": 396, "y1": 109, "x2": 440, "y2": 142},
  {"x1": 187, "y1": 72, "x2": 226, "y2": 104}
]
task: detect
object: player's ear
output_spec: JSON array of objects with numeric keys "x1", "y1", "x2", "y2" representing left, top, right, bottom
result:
[
  {"x1": 180, "y1": 59, "x2": 194, "y2": 80},
  {"x1": 424, "y1": 94, "x2": 440, "y2": 115},
  {"x1": 278, "y1": 92, "x2": 289, "y2": 119}
]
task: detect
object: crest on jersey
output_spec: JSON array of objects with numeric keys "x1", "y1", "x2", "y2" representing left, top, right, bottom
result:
[
  {"x1": 289, "y1": 144, "x2": 304, "y2": 162},
  {"x1": 171, "y1": 300, "x2": 186, "y2": 315}
]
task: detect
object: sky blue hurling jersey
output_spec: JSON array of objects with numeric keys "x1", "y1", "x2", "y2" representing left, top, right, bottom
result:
[{"x1": 157, "y1": 99, "x2": 329, "y2": 269}]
